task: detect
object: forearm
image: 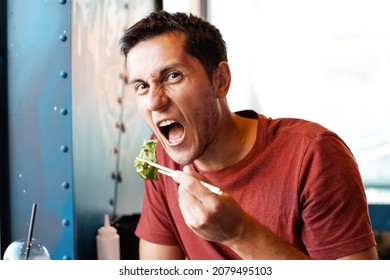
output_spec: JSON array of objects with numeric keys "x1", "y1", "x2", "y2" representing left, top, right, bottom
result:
[{"x1": 222, "y1": 213, "x2": 312, "y2": 260}]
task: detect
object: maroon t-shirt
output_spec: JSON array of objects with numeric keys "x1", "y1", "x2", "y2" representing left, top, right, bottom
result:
[{"x1": 135, "y1": 111, "x2": 376, "y2": 259}]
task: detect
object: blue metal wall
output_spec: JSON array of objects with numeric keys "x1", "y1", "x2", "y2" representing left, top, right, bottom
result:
[
  {"x1": 5, "y1": 0, "x2": 156, "y2": 260},
  {"x1": 7, "y1": 0, "x2": 74, "y2": 259}
]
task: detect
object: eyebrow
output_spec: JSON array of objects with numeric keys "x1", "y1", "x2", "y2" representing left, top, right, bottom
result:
[
  {"x1": 128, "y1": 63, "x2": 186, "y2": 85},
  {"x1": 128, "y1": 78, "x2": 144, "y2": 85}
]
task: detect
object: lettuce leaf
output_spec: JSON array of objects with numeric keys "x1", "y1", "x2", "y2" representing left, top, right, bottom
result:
[{"x1": 134, "y1": 139, "x2": 159, "y2": 180}]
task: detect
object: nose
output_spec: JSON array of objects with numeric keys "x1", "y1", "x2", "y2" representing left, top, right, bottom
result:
[{"x1": 147, "y1": 84, "x2": 169, "y2": 111}]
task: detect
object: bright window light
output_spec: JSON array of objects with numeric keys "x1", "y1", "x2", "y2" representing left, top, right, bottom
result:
[{"x1": 209, "y1": 0, "x2": 390, "y2": 203}]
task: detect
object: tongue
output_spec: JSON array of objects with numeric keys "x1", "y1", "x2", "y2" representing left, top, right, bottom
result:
[{"x1": 168, "y1": 123, "x2": 184, "y2": 142}]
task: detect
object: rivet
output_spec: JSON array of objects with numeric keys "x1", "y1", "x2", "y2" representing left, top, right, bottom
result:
[
  {"x1": 62, "y1": 255, "x2": 71, "y2": 260},
  {"x1": 59, "y1": 34, "x2": 67, "y2": 42},
  {"x1": 59, "y1": 71, "x2": 68, "y2": 78},
  {"x1": 61, "y1": 145, "x2": 68, "y2": 153},
  {"x1": 60, "y1": 108, "x2": 68, "y2": 115},
  {"x1": 61, "y1": 181, "x2": 70, "y2": 189},
  {"x1": 59, "y1": 0, "x2": 67, "y2": 4},
  {"x1": 62, "y1": 219, "x2": 70, "y2": 227}
]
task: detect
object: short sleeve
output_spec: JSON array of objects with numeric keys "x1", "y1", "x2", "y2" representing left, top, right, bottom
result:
[{"x1": 299, "y1": 134, "x2": 376, "y2": 259}]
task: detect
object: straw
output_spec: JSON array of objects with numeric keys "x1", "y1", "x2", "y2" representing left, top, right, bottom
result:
[{"x1": 25, "y1": 203, "x2": 37, "y2": 260}]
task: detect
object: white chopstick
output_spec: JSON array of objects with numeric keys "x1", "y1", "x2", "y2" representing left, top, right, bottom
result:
[{"x1": 136, "y1": 158, "x2": 222, "y2": 195}]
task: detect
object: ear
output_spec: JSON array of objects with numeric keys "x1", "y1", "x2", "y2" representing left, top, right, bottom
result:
[{"x1": 213, "y1": 61, "x2": 231, "y2": 98}]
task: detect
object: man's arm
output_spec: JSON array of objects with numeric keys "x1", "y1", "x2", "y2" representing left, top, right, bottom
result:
[
  {"x1": 172, "y1": 167, "x2": 378, "y2": 260},
  {"x1": 139, "y1": 239, "x2": 186, "y2": 260},
  {"x1": 223, "y1": 212, "x2": 378, "y2": 260},
  {"x1": 337, "y1": 247, "x2": 378, "y2": 260}
]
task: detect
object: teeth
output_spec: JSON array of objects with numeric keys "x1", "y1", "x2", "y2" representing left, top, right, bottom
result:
[
  {"x1": 159, "y1": 120, "x2": 175, "y2": 127},
  {"x1": 169, "y1": 138, "x2": 182, "y2": 144}
]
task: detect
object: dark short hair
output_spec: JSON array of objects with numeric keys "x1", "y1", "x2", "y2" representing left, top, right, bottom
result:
[{"x1": 120, "y1": 10, "x2": 227, "y2": 80}]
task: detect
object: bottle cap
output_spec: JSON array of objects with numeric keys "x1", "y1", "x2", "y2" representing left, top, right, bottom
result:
[{"x1": 98, "y1": 214, "x2": 118, "y2": 236}]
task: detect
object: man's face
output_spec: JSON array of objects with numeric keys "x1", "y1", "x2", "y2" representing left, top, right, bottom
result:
[{"x1": 126, "y1": 33, "x2": 221, "y2": 164}]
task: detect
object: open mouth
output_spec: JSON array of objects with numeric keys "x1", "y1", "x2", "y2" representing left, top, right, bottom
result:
[{"x1": 158, "y1": 120, "x2": 185, "y2": 145}]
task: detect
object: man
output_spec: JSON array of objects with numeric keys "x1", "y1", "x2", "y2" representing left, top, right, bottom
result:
[{"x1": 120, "y1": 11, "x2": 377, "y2": 260}]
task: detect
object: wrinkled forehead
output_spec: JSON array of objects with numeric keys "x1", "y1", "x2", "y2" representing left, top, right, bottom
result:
[{"x1": 126, "y1": 33, "x2": 190, "y2": 80}]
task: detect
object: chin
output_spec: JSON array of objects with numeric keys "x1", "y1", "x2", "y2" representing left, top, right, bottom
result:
[
  {"x1": 169, "y1": 156, "x2": 191, "y2": 166},
  {"x1": 165, "y1": 142, "x2": 205, "y2": 166},
  {"x1": 167, "y1": 151, "x2": 196, "y2": 166}
]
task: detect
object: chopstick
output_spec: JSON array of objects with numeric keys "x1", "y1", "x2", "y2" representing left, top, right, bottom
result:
[{"x1": 136, "y1": 158, "x2": 222, "y2": 195}]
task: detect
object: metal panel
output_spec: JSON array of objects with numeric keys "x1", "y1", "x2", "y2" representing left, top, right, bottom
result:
[
  {"x1": 71, "y1": 0, "x2": 154, "y2": 259},
  {"x1": 7, "y1": 0, "x2": 74, "y2": 259}
]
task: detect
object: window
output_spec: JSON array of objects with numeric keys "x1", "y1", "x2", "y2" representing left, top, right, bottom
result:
[{"x1": 208, "y1": 0, "x2": 390, "y2": 204}]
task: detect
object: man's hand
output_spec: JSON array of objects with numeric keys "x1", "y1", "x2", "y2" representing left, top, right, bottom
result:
[{"x1": 172, "y1": 165, "x2": 247, "y2": 243}]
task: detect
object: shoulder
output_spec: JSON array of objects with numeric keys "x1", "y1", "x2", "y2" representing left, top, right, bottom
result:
[
  {"x1": 256, "y1": 114, "x2": 355, "y2": 159},
  {"x1": 260, "y1": 114, "x2": 334, "y2": 138}
]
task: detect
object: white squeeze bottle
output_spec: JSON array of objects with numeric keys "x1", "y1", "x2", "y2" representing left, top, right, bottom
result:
[{"x1": 96, "y1": 214, "x2": 120, "y2": 260}]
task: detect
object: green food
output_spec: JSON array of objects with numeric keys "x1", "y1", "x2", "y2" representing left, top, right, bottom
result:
[{"x1": 134, "y1": 139, "x2": 159, "y2": 180}]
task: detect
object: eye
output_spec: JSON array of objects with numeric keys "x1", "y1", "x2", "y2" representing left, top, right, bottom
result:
[
  {"x1": 134, "y1": 83, "x2": 149, "y2": 95},
  {"x1": 166, "y1": 72, "x2": 183, "y2": 83}
]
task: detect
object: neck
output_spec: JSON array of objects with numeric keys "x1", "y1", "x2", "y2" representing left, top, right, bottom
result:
[{"x1": 194, "y1": 111, "x2": 258, "y2": 171}]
